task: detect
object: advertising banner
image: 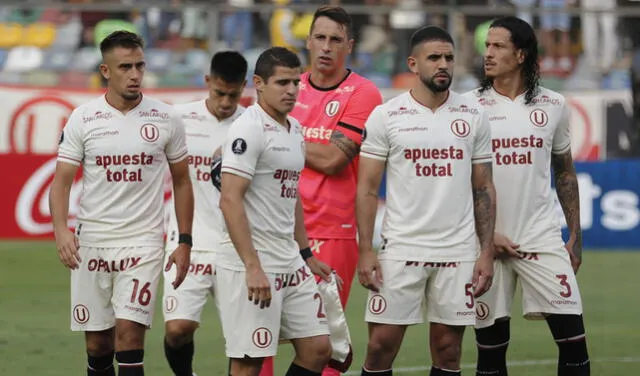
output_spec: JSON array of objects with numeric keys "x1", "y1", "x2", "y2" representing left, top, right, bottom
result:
[{"x1": 0, "y1": 85, "x2": 636, "y2": 249}]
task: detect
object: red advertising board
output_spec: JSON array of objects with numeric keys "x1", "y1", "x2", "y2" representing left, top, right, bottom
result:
[{"x1": 0, "y1": 85, "x2": 624, "y2": 239}]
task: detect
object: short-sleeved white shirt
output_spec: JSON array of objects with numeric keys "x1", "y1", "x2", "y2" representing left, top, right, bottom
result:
[
  {"x1": 463, "y1": 87, "x2": 570, "y2": 251},
  {"x1": 218, "y1": 104, "x2": 306, "y2": 273},
  {"x1": 165, "y1": 100, "x2": 244, "y2": 252},
  {"x1": 361, "y1": 90, "x2": 492, "y2": 262},
  {"x1": 57, "y1": 94, "x2": 188, "y2": 247}
]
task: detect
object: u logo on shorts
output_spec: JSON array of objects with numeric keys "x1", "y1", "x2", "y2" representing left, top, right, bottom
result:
[
  {"x1": 252, "y1": 327, "x2": 273, "y2": 348},
  {"x1": 368, "y1": 294, "x2": 387, "y2": 315}
]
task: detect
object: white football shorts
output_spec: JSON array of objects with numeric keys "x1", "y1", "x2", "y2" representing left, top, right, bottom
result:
[
  {"x1": 215, "y1": 264, "x2": 330, "y2": 358},
  {"x1": 475, "y1": 249, "x2": 583, "y2": 329},
  {"x1": 162, "y1": 250, "x2": 216, "y2": 323},
  {"x1": 71, "y1": 246, "x2": 163, "y2": 331},
  {"x1": 365, "y1": 259, "x2": 476, "y2": 326}
]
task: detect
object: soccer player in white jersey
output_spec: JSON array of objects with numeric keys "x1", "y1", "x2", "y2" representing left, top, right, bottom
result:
[
  {"x1": 162, "y1": 51, "x2": 248, "y2": 376},
  {"x1": 217, "y1": 46, "x2": 333, "y2": 376},
  {"x1": 356, "y1": 26, "x2": 496, "y2": 376},
  {"x1": 464, "y1": 17, "x2": 590, "y2": 376},
  {"x1": 49, "y1": 31, "x2": 194, "y2": 376}
]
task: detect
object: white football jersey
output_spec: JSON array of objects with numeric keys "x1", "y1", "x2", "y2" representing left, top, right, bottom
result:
[
  {"x1": 361, "y1": 91, "x2": 492, "y2": 262},
  {"x1": 463, "y1": 87, "x2": 570, "y2": 251},
  {"x1": 165, "y1": 100, "x2": 244, "y2": 252},
  {"x1": 57, "y1": 95, "x2": 188, "y2": 247},
  {"x1": 218, "y1": 104, "x2": 306, "y2": 273}
]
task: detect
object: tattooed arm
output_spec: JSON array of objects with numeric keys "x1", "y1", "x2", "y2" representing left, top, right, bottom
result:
[
  {"x1": 551, "y1": 150, "x2": 582, "y2": 273},
  {"x1": 305, "y1": 128, "x2": 360, "y2": 175},
  {"x1": 471, "y1": 161, "x2": 496, "y2": 297},
  {"x1": 472, "y1": 162, "x2": 497, "y2": 255}
]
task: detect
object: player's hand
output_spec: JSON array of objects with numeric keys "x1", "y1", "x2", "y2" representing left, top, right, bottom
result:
[
  {"x1": 358, "y1": 250, "x2": 383, "y2": 292},
  {"x1": 55, "y1": 228, "x2": 81, "y2": 269},
  {"x1": 472, "y1": 251, "x2": 494, "y2": 298},
  {"x1": 494, "y1": 232, "x2": 520, "y2": 259},
  {"x1": 306, "y1": 256, "x2": 332, "y2": 282},
  {"x1": 564, "y1": 240, "x2": 582, "y2": 274},
  {"x1": 246, "y1": 265, "x2": 272, "y2": 309},
  {"x1": 166, "y1": 243, "x2": 191, "y2": 289}
]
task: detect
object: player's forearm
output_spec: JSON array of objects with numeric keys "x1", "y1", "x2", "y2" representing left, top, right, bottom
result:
[
  {"x1": 473, "y1": 182, "x2": 497, "y2": 254},
  {"x1": 356, "y1": 187, "x2": 378, "y2": 254},
  {"x1": 220, "y1": 197, "x2": 261, "y2": 268},
  {"x1": 293, "y1": 197, "x2": 310, "y2": 250},
  {"x1": 49, "y1": 178, "x2": 71, "y2": 233},
  {"x1": 554, "y1": 168, "x2": 582, "y2": 245},
  {"x1": 305, "y1": 142, "x2": 347, "y2": 175},
  {"x1": 552, "y1": 152, "x2": 582, "y2": 253},
  {"x1": 172, "y1": 176, "x2": 194, "y2": 235}
]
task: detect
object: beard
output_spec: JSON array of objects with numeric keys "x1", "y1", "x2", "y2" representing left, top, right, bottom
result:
[
  {"x1": 420, "y1": 73, "x2": 452, "y2": 93},
  {"x1": 121, "y1": 91, "x2": 141, "y2": 101}
]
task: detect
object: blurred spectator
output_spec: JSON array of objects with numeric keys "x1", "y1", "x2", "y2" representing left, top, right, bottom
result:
[
  {"x1": 581, "y1": 0, "x2": 617, "y2": 74},
  {"x1": 5, "y1": 6, "x2": 44, "y2": 24},
  {"x1": 510, "y1": 0, "x2": 536, "y2": 26},
  {"x1": 137, "y1": 0, "x2": 181, "y2": 48},
  {"x1": 386, "y1": 0, "x2": 426, "y2": 75},
  {"x1": 181, "y1": 3, "x2": 209, "y2": 49},
  {"x1": 539, "y1": 0, "x2": 573, "y2": 73},
  {"x1": 269, "y1": 0, "x2": 306, "y2": 53},
  {"x1": 68, "y1": 0, "x2": 130, "y2": 48},
  {"x1": 221, "y1": 0, "x2": 254, "y2": 51}
]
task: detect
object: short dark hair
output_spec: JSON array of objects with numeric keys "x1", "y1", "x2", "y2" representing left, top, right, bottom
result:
[
  {"x1": 310, "y1": 5, "x2": 353, "y2": 40},
  {"x1": 99, "y1": 30, "x2": 144, "y2": 55},
  {"x1": 210, "y1": 51, "x2": 248, "y2": 84},
  {"x1": 254, "y1": 47, "x2": 301, "y2": 81},
  {"x1": 479, "y1": 16, "x2": 540, "y2": 105},
  {"x1": 410, "y1": 26, "x2": 454, "y2": 53}
]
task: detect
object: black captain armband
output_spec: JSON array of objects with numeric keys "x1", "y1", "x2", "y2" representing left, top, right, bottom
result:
[
  {"x1": 211, "y1": 155, "x2": 222, "y2": 192},
  {"x1": 300, "y1": 247, "x2": 313, "y2": 261},
  {"x1": 178, "y1": 233, "x2": 193, "y2": 247}
]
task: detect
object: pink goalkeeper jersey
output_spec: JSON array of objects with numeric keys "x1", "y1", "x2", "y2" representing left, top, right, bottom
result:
[{"x1": 292, "y1": 71, "x2": 382, "y2": 239}]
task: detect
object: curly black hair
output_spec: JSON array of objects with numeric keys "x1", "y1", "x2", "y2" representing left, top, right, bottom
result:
[{"x1": 479, "y1": 16, "x2": 540, "y2": 105}]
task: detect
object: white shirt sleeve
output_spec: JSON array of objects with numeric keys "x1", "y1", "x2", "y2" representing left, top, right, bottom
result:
[
  {"x1": 360, "y1": 106, "x2": 389, "y2": 161},
  {"x1": 552, "y1": 101, "x2": 572, "y2": 155},
  {"x1": 166, "y1": 111, "x2": 189, "y2": 164},
  {"x1": 221, "y1": 115, "x2": 264, "y2": 181},
  {"x1": 57, "y1": 108, "x2": 84, "y2": 166},
  {"x1": 472, "y1": 109, "x2": 493, "y2": 164}
]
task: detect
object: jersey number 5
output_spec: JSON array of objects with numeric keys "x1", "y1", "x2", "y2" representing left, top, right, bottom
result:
[{"x1": 464, "y1": 283, "x2": 474, "y2": 309}]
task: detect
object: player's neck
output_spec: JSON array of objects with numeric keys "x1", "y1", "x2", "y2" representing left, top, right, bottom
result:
[
  {"x1": 411, "y1": 85, "x2": 449, "y2": 112},
  {"x1": 491, "y1": 73, "x2": 526, "y2": 101},
  {"x1": 258, "y1": 100, "x2": 289, "y2": 130},
  {"x1": 205, "y1": 98, "x2": 233, "y2": 122},
  {"x1": 309, "y1": 67, "x2": 349, "y2": 89},
  {"x1": 105, "y1": 90, "x2": 142, "y2": 114}
]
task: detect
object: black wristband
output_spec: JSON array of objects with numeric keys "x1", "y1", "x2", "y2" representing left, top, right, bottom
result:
[
  {"x1": 300, "y1": 247, "x2": 313, "y2": 261},
  {"x1": 178, "y1": 233, "x2": 193, "y2": 247}
]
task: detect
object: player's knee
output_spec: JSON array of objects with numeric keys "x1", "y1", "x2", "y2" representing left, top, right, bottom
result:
[
  {"x1": 115, "y1": 320, "x2": 146, "y2": 350},
  {"x1": 302, "y1": 336, "x2": 332, "y2": 369},
  {"x1": 365, "y1": 331, "x2": 402, "y2": 368},
  {"x1": 164, "y1": 320, "x2": 197, "y2": 347},
  {"x1": 86, "y1": 330, "x2": 115, "y2": 356},
  {"x1": 430, "y1": 326, "x2": 464, "y2": 369},
  {"x1": 431, "y1": 338, "x2": 462, "y2": 369}
]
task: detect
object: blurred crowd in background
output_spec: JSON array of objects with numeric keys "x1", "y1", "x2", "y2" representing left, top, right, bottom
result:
[{"x1": 1, "y1": 0, "x2": 640, "y2": 93}]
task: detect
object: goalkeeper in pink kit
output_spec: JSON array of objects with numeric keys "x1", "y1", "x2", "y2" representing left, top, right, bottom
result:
[{"x1": 259, "y1": 6, "x2": 382, "y2": 376}]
